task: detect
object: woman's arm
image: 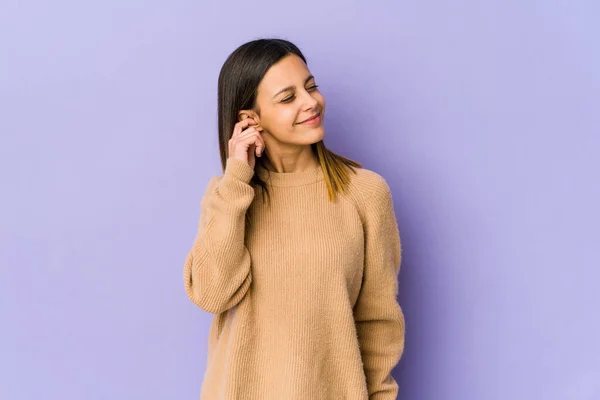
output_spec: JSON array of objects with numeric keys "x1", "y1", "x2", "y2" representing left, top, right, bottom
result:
[
  {"x1": 353, "y1": 175, "x2": 406, "y2": 399},
  {"x1": 183, "y1": 157, "x2": 255, "y2": 314}
]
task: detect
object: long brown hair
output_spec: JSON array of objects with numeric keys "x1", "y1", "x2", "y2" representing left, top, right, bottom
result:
[{"x1": 217, "y1": 38, "x2": 362, "y2": 226}]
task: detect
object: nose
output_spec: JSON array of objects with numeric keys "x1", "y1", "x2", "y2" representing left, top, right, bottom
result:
[
  {"x1": 303, "y1": 86, "x2": 319, "y2": 105},
  {"x1": 299, "y1": 89, "x2": 319, "y2": 110}
]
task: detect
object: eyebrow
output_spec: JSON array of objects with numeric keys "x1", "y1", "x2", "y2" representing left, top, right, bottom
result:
[{"x1": 272, "y1": 75, "x2": 315, "y2": 99}]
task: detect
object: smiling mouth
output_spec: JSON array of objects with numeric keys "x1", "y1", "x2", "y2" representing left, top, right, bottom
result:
[{"x1": 298, "y1": 112, "x2": 321, "y2": 124}]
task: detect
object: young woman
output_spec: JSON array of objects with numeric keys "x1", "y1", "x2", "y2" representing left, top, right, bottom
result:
[{"x1": 183, "y1": 38, "x2": 405, "y2": 399}]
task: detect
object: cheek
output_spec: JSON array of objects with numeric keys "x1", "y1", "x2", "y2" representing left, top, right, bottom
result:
[
  {"x1": 316, "y1": 93, "x2": 326, "y2": 109},
  {"x1": 274, "y1": 108, "x2": 299, "y2": 128},
  {"x1": 260, "y1": 110, "x2": 294, "y2": 134}
]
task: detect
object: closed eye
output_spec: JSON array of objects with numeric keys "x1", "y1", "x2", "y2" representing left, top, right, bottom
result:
[{"x1": 281, "y1": 85, "x2": 319, "y2": 103}]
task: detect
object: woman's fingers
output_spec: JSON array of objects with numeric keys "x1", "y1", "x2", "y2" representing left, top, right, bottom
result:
[
  {"x1": 236, "y1": 130, "x2": 265, "y2": 155},
  {"x1": 228, "y1": 118, "x2": 266, "y2": 165},
  {"x1": 232, "y1": 118, "x2": 257, "y2": 137}
]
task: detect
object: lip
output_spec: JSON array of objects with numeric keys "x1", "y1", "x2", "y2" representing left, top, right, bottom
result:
[{"x1": 298, "y1": 112, "x2": 321, "y2": 124}]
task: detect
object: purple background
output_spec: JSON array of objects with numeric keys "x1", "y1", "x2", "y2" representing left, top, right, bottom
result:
[{"x1": 1, "y1": 1, "x2": 599, "y2": 399}]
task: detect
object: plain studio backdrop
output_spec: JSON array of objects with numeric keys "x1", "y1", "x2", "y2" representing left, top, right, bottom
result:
[{"x1": 1, "y1": 1, "x2": 598, "y2": 399}]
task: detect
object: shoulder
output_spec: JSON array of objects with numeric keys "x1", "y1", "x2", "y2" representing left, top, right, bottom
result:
[
  {"x1": 208, "y1": 174, "x2": 223, "y2": 189},
  {"x1": 201, "y1": 159, "x2": 256, "y2": 199},
  {"x1": 344, "y1": 165, "x2": 394, "y2": 208},
  {"x1": 201, "y1": 175, "x2": 223, "y2": 200},
  {"x1": 343, "y1": 167, "x2": 399, "y2": 241}
]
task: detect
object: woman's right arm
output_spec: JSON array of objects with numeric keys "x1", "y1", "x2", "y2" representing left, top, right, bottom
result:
[{"x1": 183, "y1": 157, "x2": 256, "y2": 314}]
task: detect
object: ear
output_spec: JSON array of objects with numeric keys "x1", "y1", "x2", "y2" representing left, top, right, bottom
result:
[{"x1": 237, "y1": 109, "x2": 260, "y2": 124}]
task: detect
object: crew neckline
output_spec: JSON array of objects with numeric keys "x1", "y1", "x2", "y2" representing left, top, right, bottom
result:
[{"x1": 255, "y1": 162, "x2": 324, "y2": 187}]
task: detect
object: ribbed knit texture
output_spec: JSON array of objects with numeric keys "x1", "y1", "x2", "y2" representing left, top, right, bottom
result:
[{"x1": 183, "y1": 157, "x2": 405, "y2": 400}]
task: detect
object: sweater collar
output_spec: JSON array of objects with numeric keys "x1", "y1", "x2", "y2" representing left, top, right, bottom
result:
[{"x1": 255, "y1": 162, "x2": 324, "y2": 187}]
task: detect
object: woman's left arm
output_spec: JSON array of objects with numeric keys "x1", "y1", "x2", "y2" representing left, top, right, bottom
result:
[{"x1": 353, "y1": 175, "x2": 406, "y2": 400}]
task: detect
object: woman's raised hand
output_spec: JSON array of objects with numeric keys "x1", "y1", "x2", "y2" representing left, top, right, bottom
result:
[{"x1": 228, "y1": 118, "x2": 265, "y2": 170}]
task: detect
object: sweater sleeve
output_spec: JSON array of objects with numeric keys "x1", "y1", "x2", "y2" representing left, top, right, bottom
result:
[
  {"x1": 183, "y1": 157, "x2": 256, "y2": 314},
  {"x1": 353, "y1": 175, "x2": 406, "y2": 400}
]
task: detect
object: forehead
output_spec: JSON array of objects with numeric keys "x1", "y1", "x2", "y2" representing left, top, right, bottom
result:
[{"x1": 259, "y1": 54, "x2": 312, "y2": 92}]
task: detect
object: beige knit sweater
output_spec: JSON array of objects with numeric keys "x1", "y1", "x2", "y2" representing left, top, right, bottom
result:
[{"x1": 184, "y1": 157, "x2": 405, "y2": 400}]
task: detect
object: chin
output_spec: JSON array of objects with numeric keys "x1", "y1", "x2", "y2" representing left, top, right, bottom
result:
[{"x1": 306, "y1": 128, "x2": 325, "y2": 144}]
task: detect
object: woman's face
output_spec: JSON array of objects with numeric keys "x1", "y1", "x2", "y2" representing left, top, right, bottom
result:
[{"x1": 242, "y1": 54, "x2": 326, "y2": 148}]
